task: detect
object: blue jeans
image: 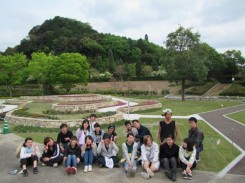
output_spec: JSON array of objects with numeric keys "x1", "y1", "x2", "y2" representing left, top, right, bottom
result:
[
  {"x1": 66, "y1": 154, "x2": 77, "y2": 167},
  {"x1": 83, "y1": 149, "x2": 94, "y2": 166},
  {"x1": 196, "y1": 146, "x2": 203, "y2": 160}
]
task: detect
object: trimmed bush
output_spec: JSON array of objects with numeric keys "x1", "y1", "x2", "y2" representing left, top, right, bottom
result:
[{"x1": 219, "y1": 82, "x2": 245, "y2": 96}]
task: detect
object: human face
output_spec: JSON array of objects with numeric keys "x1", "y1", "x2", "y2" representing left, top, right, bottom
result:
[
  {"x1": 165, "y1": 112, "x2": 172, "y2": 120},
  {"x1": 189, "y1": 121, "x2": 197, "y2": 129},
  {"x1": 166, "y1": 137, "x2": 173, "y2": 146},
  {"x1": 104, "y1": 138, "x2": 110, "y2": 144},
  {"x1": 90, "y1": 116, "x2": 96, "y2": 122},
  {"x1": 61, "y1": 127, "x2": 67, "y2": 134},
  {"x1": 95, "y1": 127, "x2": 100, "y2": 132},
  {"x1": 83, "y1": 122, "x2": 89, "y2": 129},
  {"x1": 133, "y1": 121, "x2": 140, "y2": 129},
  {"x1": 71, "y1": 139, "x2": 77, "y2": 146},
  {"x1": 126, "y1": 124, "x2": 131, "y2": 130},
  {"x1": 146, "y1": 137, "x2": 152, "y2": 146},
  {"x1": 47, "y1": 139, "x2": 54, "y2": 146},
  {"x1": 86, "y1": 138, "x2": 92, "y2": 145},
  {"x1": 127, "y1": 135, "x2": 135, "y2": 144},
  {"x1": 25, "y1": 140, "x2": 33, "y2": 148},
  {"x1": 182, "y1": 142, "x2": 187, "y2": 149},
  {"x1": 108, "y1": 128, "x2": 114, "y2": 134}
]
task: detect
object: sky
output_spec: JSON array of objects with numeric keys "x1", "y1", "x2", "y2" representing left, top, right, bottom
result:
[{"x1": 1, "y1": 0, "x2": 245, "y2": 56}]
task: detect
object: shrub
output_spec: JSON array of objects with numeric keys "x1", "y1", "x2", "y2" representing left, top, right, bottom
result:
[
  {"x1": 219, "y1": 82, "x2": 245, "y2": 96},
  {"x1": 13, "y1": 108, "x2": 59, "y2": 120}
]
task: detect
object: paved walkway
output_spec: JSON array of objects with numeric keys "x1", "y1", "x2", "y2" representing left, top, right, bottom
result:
[{"x1": 199, "y1": 104, "x2": 245, "y2": 175}]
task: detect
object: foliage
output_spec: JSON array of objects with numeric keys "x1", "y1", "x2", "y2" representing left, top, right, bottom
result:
[
  {"x1": 219, "y1": 82, "x2": 245, "y2": 96},
  {"x1": 13, "y1": 108, "x2": 59, "y2": 120},
  {"x1": 0, "y1": 53, "x2": 27, "y2": 97},
  {"x1": 185, "y1": 82, "x2": 217, "y2": 95},
  {"x1": 163, "y1": 26, "x2": 208, "y2": 101}
]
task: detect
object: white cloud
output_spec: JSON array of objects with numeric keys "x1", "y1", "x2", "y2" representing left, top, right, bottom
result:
[{"x1": 0, "y1": 0, "x2": 244, "y2": 56}]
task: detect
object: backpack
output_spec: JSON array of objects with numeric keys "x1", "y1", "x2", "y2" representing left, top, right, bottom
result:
[{"x1": 16, "y1": 143, "x2": 23, "y2": 158}]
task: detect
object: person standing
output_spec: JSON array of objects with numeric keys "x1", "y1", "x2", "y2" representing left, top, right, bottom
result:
[
  {"x1": 158, "y1": 109, "x2": 179, "y2": 143},
  {"x1": 57, "y1": 123, "x2": 73, "y2": 152},
  {"x1": 188, "y1": 117, "x2": 204, "y2": 161}
]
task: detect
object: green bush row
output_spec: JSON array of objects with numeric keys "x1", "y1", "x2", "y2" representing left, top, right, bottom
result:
[
  {"x1": 13, "y1": 108, "x2": 59, "y2": 120},
  {"x1": 185, "y1": 82, "x2": 217, "y2": 95},
  {"x1": 219, "y1": 82, "x2": 245, "y2": 97}
]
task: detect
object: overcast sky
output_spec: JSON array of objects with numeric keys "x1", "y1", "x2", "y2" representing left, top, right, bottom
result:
[{"x1": 1, "y1": 0, "x2": 244, "y2": 56}]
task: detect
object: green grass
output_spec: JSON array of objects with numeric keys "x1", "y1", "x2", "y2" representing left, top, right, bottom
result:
[
  {"x1": 227, "y1": 110, "x2": 245, "y2": 124},
  {"x1": 6, "y1": 118, "x2": 241, "y2": 172},
  {"x1": 140, "y1": 99, "x2": 242, "y2": 115},
  {"x1": 185, "y1": 82, "x2": 217, "y2": 95},
  {"x1": 220, "y1": 82, "x2": 245, "y2": 97}
]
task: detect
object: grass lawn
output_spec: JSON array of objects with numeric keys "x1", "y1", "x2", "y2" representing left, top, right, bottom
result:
[
  {"x1": 6, "y1": 118, "x2": 241, "y2": 172},
  {"x1": 227, "y1": 110, "x2": 245, "y2": 124},
  {"x1": 135, "y1": 99, "x2": 242, "y2": 116}
]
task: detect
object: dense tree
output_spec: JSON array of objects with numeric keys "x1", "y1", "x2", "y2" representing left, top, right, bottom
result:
[
  {"x1": 108, "y1": 49, "x2": 116, "y2": 73},
  {"x1": 145, "y1": 34, "x2": 149, "y2": 42},
  {"x1": 164, "y1": 26, "x2": 208, "y2": 101},
  {"x1": 135, "y1": 59, "x2": 143, "y2": 77},
  {"x1": 0, "y1": 53, "x2": 27, "y2": 97}
]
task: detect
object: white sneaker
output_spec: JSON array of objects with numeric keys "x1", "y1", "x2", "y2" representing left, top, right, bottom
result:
[
  {"x1": 84, "y1": 166, "x2": 88, "y2": 173},
  {"x1": 141, "y1": 172, "x2": 150, "y2": 179},
  {"x1": 53, "y1": 163, "x2": 58, "y2": 168},
  {"x1": 41, "y1": 163, "x2": 46, "y2": 166},
  {"x1": 88, "y1": 165, "x2": 92, "y2": 172},
  {"x1": 146, "y1": 168, "x2": 154, "y2": 177}
]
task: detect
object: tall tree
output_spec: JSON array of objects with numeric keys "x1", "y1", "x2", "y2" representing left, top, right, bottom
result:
[
  {"x1": 135, "y1": 58, "x2": 143, "y2": 77},
  {"x1": 0, "y1": 53, "x2": 27, "y2": 97},
  {"x1": 108, "y1": 49, "x2": 116, "y2": 73},
  {"x1": 164, "y1": 26, "x2": 207, "y2": 101},
  {"x1": 55, "y1": 53, "x2": 89, "y2": 93},
  {"x1": 145, "y1": 34, "x2": 149, "y2": 42}
]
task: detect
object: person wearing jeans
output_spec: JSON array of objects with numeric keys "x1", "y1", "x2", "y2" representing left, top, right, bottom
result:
[
  {"x1": 64, "y1": 136, "x2": 81, "y2": 175},
  {"x1": 159, "y1": 135, "x2": 179, "y2": 181},
  {"x1": 82, "y1": 135, "x2": 97, "y2": 173}
]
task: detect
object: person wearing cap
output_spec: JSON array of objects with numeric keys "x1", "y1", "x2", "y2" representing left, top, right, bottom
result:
[
  {"x1": 107, "y1": 124, "x2": 118, "y2": 143},
  {"x1": 97, "y1": 133, "x2": 120, "y2": 168},
  {"x1": 188, "y1": 117, "x2": 204, "y2": 161},
  {"x1": 158, "y1": 109, "x2": 179, "y2": 144},
  {"x1": 88, "y1": 114, "x2": 97, "y2": 132},
  {"x1": 124, "y1": 120, "x2": 138, "y2": 137},
  {"x1": 92, "y1": 123, "x2": 105, "y2": 147}
]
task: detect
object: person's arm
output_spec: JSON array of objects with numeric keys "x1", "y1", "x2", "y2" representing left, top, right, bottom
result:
[
  {"x1": 112, "y1": 141, "x2": 119, "y2": 153},
  {"x1": 92, "y1": 143, "x2": 97, "y2": 156},
  {"x1": 122, "y1": 143, "x2": 130, "y2": 163},
  {"x1": 159, "y1": 144, "x2": 165, "y2": 159},
  {"x1": 57, "y1": 132, "x2": 61, "y2": 144},
  {"x1": 153, "y1": 143, "x2": 159, "y2": 163},
  {"x1": 130, "y1": 143, "x2": 137, "y2": 163},
  {"x1": 194, "y1": 130, "x2": 203, "y2": 147},
  {"x1": 49, "y1": 144, "x2": 61, "y2": 160},
  {"x1": 175, "y1": 121, "x2": 179, "y2": 142},
  {"x1": 141, "y1": 145, "x2": 147, "y2": 162},
  {"x1": 97, "y1": 142, "x2": 102, "y2": 155},
  {"x1": 179, "y1": 147, "x2": 188, "y2": 164},
  {"x1": 189, "y1": 148, "x2": 196, "y2": 164},
  {"x1": 158, "y1": 122, "x2": 161, "y2": 142},
  {"x1": 76, "y1": 129, "x2": 80, "y2": 139},
  {"x1": 20, "y1": 147, "x2": 32, "y2": 159}
]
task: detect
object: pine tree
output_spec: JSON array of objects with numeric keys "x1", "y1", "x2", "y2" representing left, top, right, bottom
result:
[{"x1": 108, "y1": 49, "x2": 116, "y2": 73}]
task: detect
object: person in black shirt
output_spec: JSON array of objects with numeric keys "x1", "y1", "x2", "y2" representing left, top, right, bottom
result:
[
  {"x1": 188, "y1": 117, "x2": 204, "y2": 161},
  {"x1": 159, "y1": 135, "x2": 179, "y2": 181},
  {"x1": 64, "y1": 136, "x2": 81, "y2": 175},
  {"x1": 108, "y1": 124, "x2": 118, "y2": 143},
  {"x1": 132, "y1": 119, "x2": 152, "y2": 155},
  {"x1": 57, "y1": 124, "x2": 73, "y2": 152},
  {"x1": 158, "y1": 109, "x2": 179, "y2": 144}
]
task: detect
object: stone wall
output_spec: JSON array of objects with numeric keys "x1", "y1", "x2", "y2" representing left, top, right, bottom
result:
[
  {"x1": 51, "y1": 101, "x2": 117, "y2": 113},
  {"x1": 20, "y1": 94, "x2": 109, "y2": 102}
]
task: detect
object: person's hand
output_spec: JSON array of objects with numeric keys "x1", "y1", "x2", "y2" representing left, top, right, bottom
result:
[
  {"x1": 60, "y1": 146, "x2": 65, "y2": 152},
  {"x1": 63, "y1": 157, "x2": 67, "y2": 162},
  {"x1": 83, "y1": 144, "x2": 87, "y2": 149},
  {"x1": 110, "y1": 140, "x2": 114, "y2": 145},
  {"x1": 186, "y1": 167, "x2": 191, "y2": 174},
  {"x1": 43, "y1": 157, "x2": 49, "y2": 162},
  {"x1": 151, "y1": 162, "x2": 155, "y2": 169},
  {"x1": 65, "y1": 137, "x2": 70, "y2": 141},
  {"x1": 187, "y1": 162, "x2": 192, "y2": 168},
  {"x1": 91, "y1": 143, "x2": 95, "y2": 148},
  {"x1": 44, "y1": 145, "x2": 49, "y2": 151},
  {"x1": 101, "y1": 140, "x2": 104, "y2": 144}
]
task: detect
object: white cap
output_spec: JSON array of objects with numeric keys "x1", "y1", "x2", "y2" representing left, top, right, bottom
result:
[{"x1": 163, "y1": 109, "x2": 172, "y2": 114}]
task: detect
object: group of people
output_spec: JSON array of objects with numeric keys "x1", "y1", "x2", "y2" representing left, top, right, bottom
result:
[{"x1": 18, "y1": 110, "x2": 204, "y2": 181}]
